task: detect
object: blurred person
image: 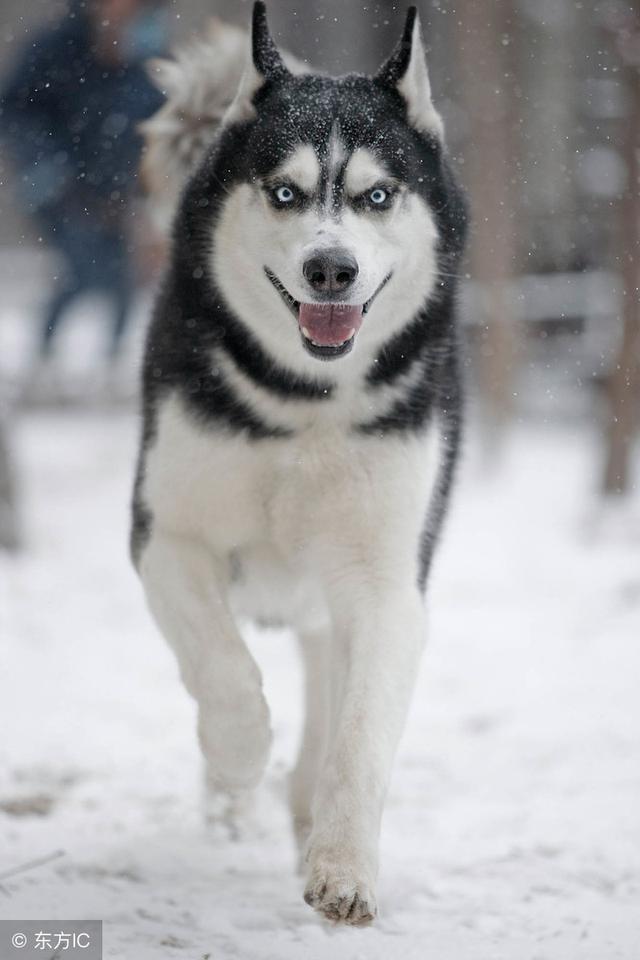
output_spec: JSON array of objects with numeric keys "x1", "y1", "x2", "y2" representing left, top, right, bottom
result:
[{"x1": 0, "y1": 0, "x2": 168, "y2": 398}]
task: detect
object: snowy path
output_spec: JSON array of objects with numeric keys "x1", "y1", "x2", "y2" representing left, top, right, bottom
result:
[{"x1": 1, "y1": 410, "x2": 639, "y2": 959}]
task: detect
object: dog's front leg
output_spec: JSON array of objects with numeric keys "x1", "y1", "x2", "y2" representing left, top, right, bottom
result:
[
  {"x1": 139, "y1": 531, "x2": 272, "y2": 814},
  {"x1": 303, "y1": 578, "x2": 426, "y2": 925}
]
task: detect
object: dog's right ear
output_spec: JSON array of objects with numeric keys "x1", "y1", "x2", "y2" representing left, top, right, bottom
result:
[
  {"x1": 251, "y1": 1, "x2": 288, "y2": 80},
  {"x1": 223, "y1": 1, "x2": 289, "y2": 126}
]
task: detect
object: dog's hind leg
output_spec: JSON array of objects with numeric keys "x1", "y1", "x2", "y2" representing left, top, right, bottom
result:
[
  {"x1": 139, "y1": 531, "x2": 272, "y2": 814},
  {"x1": 288, "y1": 627, "x2": 332, "y2": 868}
]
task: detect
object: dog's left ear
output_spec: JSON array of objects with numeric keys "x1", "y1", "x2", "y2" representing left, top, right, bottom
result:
[
  {"x1": 377, "y1": 7, "x2": 443, "y2": 139},
  {"x1": 223, "y1": 1, "x2": 289, "y2": 126}
]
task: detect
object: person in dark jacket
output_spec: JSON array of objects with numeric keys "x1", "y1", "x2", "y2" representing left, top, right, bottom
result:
[{"x1": 1, "y1": 0, "x2": 167, "y2": 365}]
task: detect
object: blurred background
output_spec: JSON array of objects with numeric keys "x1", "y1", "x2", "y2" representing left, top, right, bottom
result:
[{"x1": 0, "y1": 2, "x2": 638, "y2": 957}]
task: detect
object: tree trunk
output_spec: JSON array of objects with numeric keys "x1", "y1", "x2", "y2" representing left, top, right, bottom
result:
[
  {"x1": 0, "y1": 416, "x2": 20, "y2": 551},
  {"x1": 458, "y1": 0, "x2": 518, "y2": 436},
  {"x1": 603, "y1": 23, "x2": 640, "y2": 495}
]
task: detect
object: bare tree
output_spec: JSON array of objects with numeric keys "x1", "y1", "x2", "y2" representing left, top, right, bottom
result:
[
  {"x1": 458, "y1": 0, "x2": 518, "y2": 435},
  {"x1": 0, "y1": 416, "x2": 20, "y2": 551},
  {"x1": 603, "y1": 12, "x2": 640, "y2": 495}
]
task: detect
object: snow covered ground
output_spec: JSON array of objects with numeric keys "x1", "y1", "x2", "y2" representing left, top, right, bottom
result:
[{"x1": 1, "y1": 313, "x2": 640, "y2": 958}]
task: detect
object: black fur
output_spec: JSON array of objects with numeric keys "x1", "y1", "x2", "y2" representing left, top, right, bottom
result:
[
  {"x1": 252, "y1": 0, "x2": 288, "y2": 80},
  {"x1": 131, "y1": 2, "x2": 468, "y2": 585}
]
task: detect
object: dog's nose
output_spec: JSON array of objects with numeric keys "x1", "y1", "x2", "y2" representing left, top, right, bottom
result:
[{"x1": 303, "y1": 249, "x2": 359, "y2": 295}]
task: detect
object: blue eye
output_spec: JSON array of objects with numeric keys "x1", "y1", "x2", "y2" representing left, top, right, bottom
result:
[
  {"x1": 370, "y1": 188, "x2": 388, "y2": 205},
  {"x1": 274, "y1": 185, "x2": 295, "y2": 204}
]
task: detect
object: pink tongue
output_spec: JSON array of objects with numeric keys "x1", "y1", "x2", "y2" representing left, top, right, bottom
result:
[{"x1": 298, "y1": 303, "x2": 364, "y2": 347}]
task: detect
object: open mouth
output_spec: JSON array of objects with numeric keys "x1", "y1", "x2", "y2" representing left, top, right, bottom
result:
[{"x1": 264, "y1": 269, "x2": 392, "y2": 361}]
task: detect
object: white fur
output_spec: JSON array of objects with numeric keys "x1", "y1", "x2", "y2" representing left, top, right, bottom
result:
[
  {"x1": 223, "y1": 54, "x2": 264, "y2": 128},
  {"x1": 211, "y1": 145, "x2": 439, "y2": 384},
  {"x1": 326, "y1": 124, "x2": 347, "y2": 195},
  {"x1": 344, "y1": 147, "x2": 391, "y2": 195},
  {"x1": 140, "y1": 377, "x2": 442, "y2": 923},
  {"x1": 271, "y1": 144, "x2": 321, "y2": 195},
  {"x1": 397, "y1": 15, "x2": 444, "y2": 139},
  {"x1": 141, "y1": 20, "x2": 248, "y2": 227}
]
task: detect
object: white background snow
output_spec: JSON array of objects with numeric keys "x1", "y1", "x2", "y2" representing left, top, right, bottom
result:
[{"x1": 1, "y1": 298, "x2": 639, "y2": 959}]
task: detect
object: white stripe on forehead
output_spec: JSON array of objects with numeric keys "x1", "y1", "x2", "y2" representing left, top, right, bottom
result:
[
  {"x1": 272, "y1": 144, "x2": 320, "y2": 193},
  {"x1": 344, "y1": 148, "x2": 390, "y2": 196},
  {"x1": 327, "y1": 124, "x2": 346, "y2": 179}
]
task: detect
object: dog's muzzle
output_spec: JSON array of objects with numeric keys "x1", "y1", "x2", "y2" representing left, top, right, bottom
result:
[{"x1": 264, "y1": 269, "x2": 392, "y2": 361}]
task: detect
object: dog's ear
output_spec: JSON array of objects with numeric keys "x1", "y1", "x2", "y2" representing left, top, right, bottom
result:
[
  {"x1": 251, "y1": 1, "x2": 288, "y2": 80},
  {"x1": 376, "y1": 7, "x2": 443, "y2": 139},
  {"x1": 223, "y1": 2, "x2": 289, "y2": 126}
]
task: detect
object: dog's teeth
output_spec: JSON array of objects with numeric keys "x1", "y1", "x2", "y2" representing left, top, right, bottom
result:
[
  {"x1": 348, "y1": 329, "x2": 355, "y2": 338},
  {"x1": 302, "y1": 326, "x2": 311, "y2": 339}
]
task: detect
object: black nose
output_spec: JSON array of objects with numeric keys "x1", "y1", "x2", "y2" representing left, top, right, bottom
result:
[{"x1": 303, "y1": 248, "x2": 359, "y2": 295}]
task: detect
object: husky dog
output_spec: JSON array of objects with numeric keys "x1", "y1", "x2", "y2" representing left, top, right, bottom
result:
[{"x1": 132, "y1": 2, "x2": 467, "y2": 926}]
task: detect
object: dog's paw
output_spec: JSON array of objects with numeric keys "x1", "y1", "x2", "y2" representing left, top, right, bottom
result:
[{"x1": 303, "y1": 859, "x2": 378, "y2": 926}]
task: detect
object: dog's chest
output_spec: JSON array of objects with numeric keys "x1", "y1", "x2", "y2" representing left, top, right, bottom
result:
[
  {"x1": 143, "y1": 391, "x2": 438, "y2": 594},
  {"x1": 143, "y1": 393, "x2": 366, "y2": 550}
]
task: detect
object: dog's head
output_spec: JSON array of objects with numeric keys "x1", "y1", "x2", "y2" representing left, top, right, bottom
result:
[{"x1": 185, "y1": 2, "x2": 465, "y2": 367}]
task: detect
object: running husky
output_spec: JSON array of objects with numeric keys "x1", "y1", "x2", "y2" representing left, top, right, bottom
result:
[{"x1": 132, "y1": 2, "x2": 467, "y2": 926}]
